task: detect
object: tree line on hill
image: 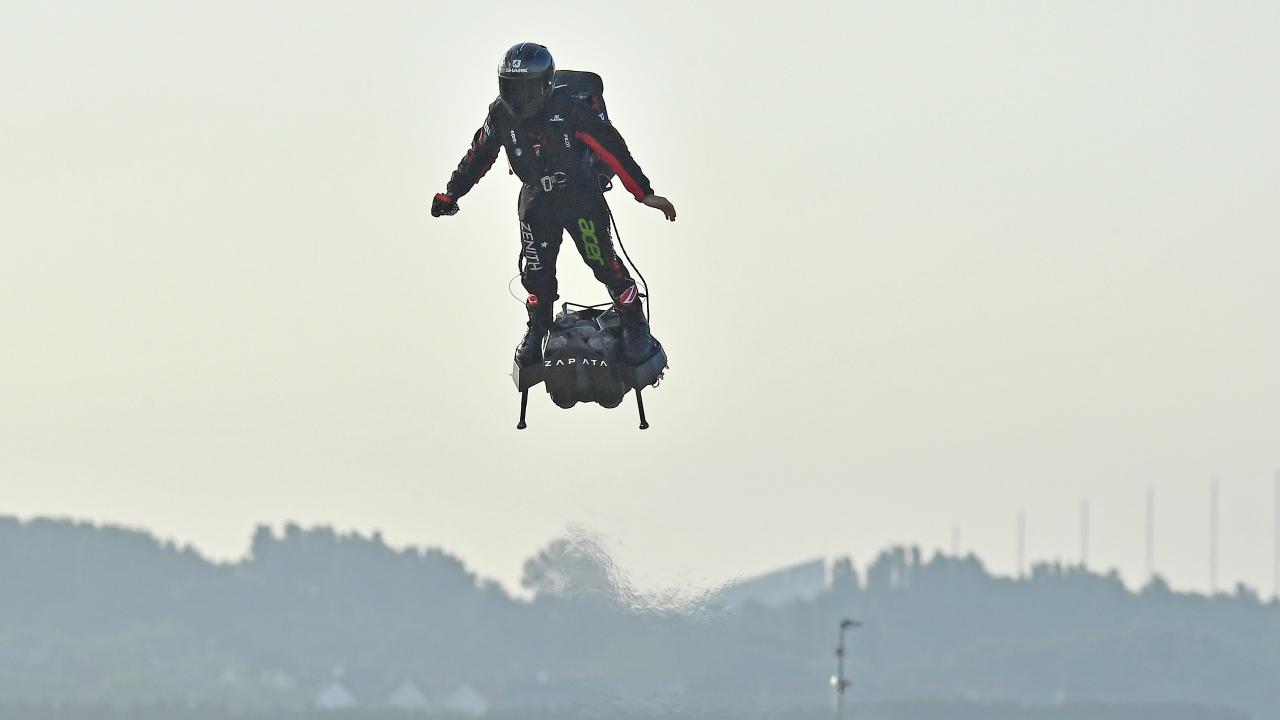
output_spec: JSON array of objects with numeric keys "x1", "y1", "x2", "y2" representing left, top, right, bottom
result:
[{"x1": 0, "y1": 516, "x2": 1276, "y2": 718}]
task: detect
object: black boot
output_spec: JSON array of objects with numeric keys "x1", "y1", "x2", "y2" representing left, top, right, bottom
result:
[
  {"x1": 616, "y1": 299, "x2": 654, "y2": 364},
  {"x1": 515, "y1": 297, "x2": 552, "y2": 366}
]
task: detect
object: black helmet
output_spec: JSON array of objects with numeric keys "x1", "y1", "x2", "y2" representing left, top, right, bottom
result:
[{"x1": 498, "y1": 43, "x2": 555, "y2": 120}]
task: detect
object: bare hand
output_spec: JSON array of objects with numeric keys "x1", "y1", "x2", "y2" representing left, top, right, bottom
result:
[{"x1": 642, "y1": 194, "x2": 677, "y2": 222}]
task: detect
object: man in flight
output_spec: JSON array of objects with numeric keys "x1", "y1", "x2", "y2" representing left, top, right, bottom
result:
[{"x1": 431, "y1": 42, "x2": 677, "y2": 365}]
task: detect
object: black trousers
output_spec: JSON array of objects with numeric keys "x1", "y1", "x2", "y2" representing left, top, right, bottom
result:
[{"x1": 518, "y1": 188, "x2": 637, "y2": 309}]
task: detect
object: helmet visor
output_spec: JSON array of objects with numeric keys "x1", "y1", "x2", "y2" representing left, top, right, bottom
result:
[{"x1": 499, "y1": 76, "x2": 546, "y2": 119}]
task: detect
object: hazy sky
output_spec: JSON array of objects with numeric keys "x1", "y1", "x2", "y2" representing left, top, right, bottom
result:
[{"x1": 3, "y1": 1, "x2": 1278, "y2": 597}]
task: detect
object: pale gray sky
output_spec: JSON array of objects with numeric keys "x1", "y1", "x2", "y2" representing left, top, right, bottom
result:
[{"x1": 2, "y1": 1, "x2": 1278, "y2": 596}]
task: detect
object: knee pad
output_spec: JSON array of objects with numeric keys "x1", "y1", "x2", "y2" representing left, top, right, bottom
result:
[{"x1": 611, "y1": 284, "x2": 640, "y2": 306}]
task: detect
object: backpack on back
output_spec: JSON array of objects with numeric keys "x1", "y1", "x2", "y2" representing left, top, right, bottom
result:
[{"x1": 554, "y1": 69, "x2": 616, "y2": 189}]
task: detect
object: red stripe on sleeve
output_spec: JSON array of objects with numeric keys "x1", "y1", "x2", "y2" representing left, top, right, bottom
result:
[{"x1": 574, "y1": 131, "x2": 647, "y2": 202}]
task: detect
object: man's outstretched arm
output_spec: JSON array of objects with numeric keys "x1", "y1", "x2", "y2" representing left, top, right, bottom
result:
[
  {"x1": 433, "y1": 106, "x2": 502, "y2": 216},
  {"x1": 574, "y1": 105, "x2": 676, "y2": 221}
]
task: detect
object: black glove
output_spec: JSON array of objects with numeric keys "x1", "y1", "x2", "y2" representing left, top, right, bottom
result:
[{"x1": 431, "y1": 193, "x2": 459, "y2": 217}]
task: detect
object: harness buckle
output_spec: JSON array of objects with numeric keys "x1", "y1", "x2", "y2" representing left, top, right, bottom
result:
[{"x1": 540, "y1": 172, "x2": 567, "y2": 192}]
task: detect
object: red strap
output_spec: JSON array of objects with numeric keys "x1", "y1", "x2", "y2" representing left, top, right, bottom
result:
[
  {"x1": 435, "y1": 193, "x2": 453, "y2": 203},
  {"x1": 574, "y1": 131, "x2": 647, "y2": 202}
]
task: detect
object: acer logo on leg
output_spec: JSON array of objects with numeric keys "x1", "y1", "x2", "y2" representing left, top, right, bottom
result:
[
  {"x1": 578, "y1": 218, "x2": 605, "y2": 266},
  {"x1": 544, "y1": 358, "x2": 609, "y2": 367}
]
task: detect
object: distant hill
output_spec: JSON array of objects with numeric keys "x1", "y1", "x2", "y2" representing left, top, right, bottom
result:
[{"x1": 0, "y1": 516, "x2": 1276, "y2": 718}]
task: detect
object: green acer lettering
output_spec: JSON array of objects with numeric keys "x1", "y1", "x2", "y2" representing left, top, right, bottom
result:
[{"x1": 578, "y1": 218, "x2": 604, "y2": 266}]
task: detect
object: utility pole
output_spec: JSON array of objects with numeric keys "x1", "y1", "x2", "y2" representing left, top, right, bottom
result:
[
  {"x1": 1210, "y1": 476, "x2": 1219, "y2": 595},
  {"x1": 1017, "y1": 511, "x2": 1027, "y2": 579},
  {"x1": 1145, "y1": 488, "x2": 1155, "y2": 582},
  {"x1": 1273, "y1": 471, "x2": 1279, "y2": 600},
  {"x1": 1080, "y1": 499, "x2": 1090, "y2": 569},
  {"x1": 832, "y1": 618, "x2": 861, "y2": 720}
]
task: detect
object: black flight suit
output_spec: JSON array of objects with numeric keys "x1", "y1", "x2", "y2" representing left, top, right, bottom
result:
[{"x1": 442, "y1": 88, "x2": 655, "y2": 319}]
